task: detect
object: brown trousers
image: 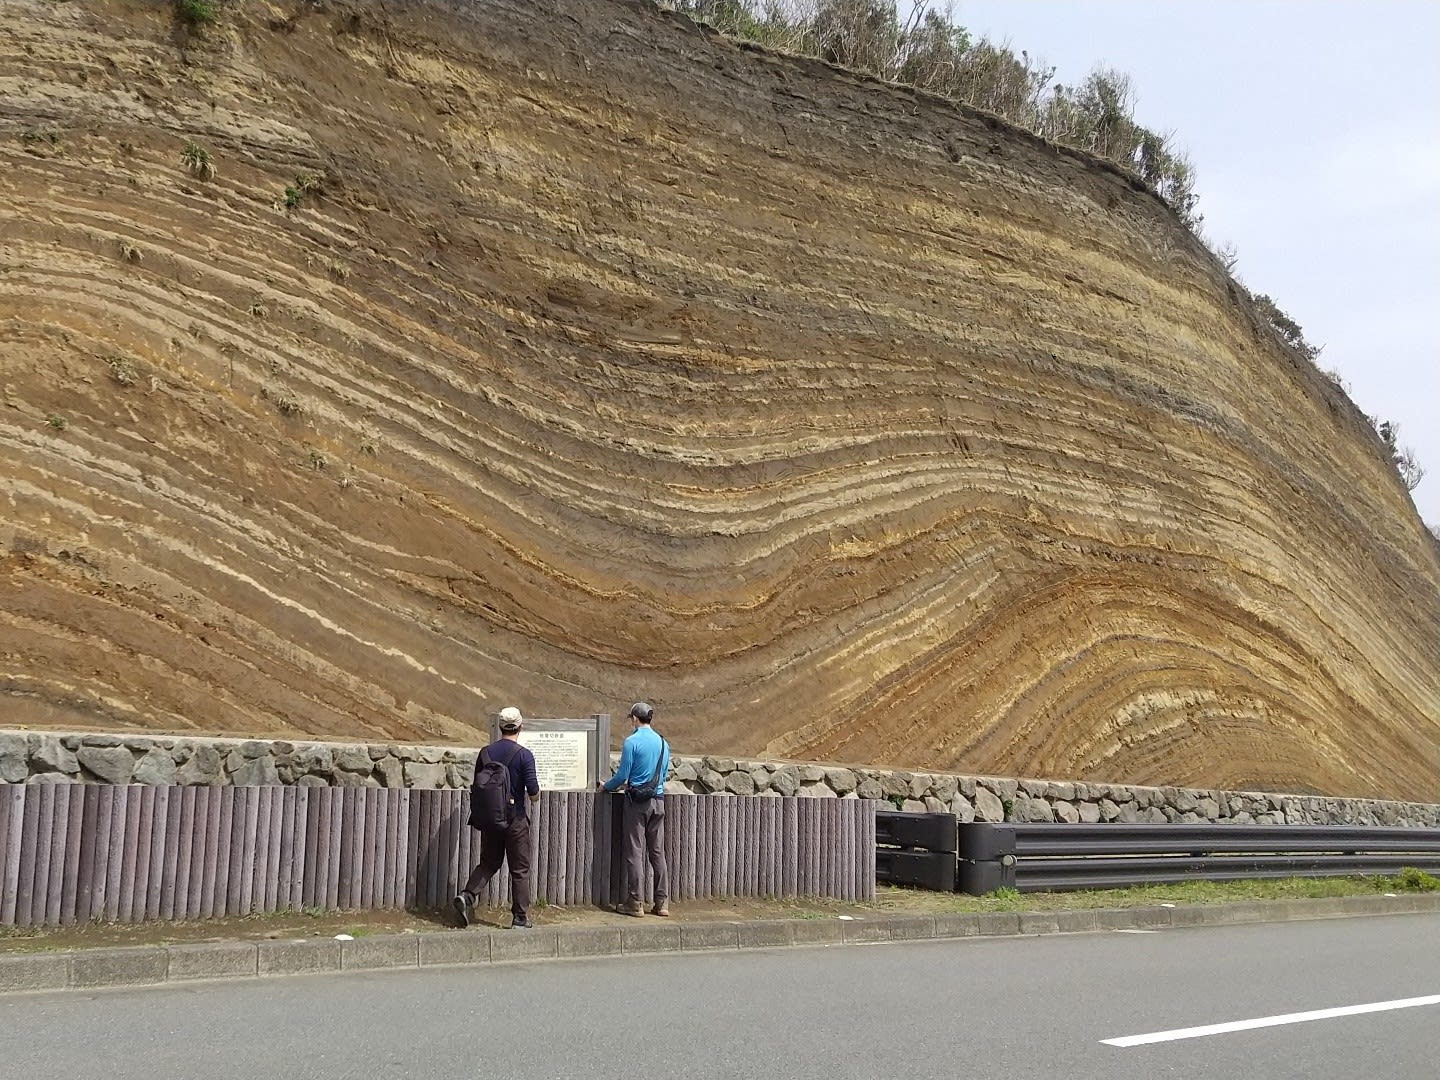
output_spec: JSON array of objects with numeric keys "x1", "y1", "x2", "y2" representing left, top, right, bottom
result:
[
  {"x1": 464, "y1": 815, "x2": 532, "y2": 918},
  {"x1": 622, "y1": 797, "x2": 668, "y2": 907}
]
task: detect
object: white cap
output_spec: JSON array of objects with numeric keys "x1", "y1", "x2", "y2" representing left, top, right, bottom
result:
[{"x1": 498, "y1": 706, "x2": 523, "y2": 731}]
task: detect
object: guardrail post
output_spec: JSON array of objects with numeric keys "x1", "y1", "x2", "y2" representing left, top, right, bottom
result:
[
  {"x1": 873, "y1": 810, "x2": 959, "y2": 891},
  {"x1": 956, "y1": 823, "x2": 1017, "y2": 894}
]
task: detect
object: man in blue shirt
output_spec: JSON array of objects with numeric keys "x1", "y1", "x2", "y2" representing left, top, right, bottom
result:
[
  {"x1": 600, "y1": 702, "x2": 671, "y2": 917},
  {"x1": 455, "y1": 706, "x2": 540, "y2": 929}
]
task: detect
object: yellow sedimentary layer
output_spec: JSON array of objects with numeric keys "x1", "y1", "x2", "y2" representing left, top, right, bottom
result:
[{"x1": 0, "y1": 0, "x2": 1436, "y2": 798}]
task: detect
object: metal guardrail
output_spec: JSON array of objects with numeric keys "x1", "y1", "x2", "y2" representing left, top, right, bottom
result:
[
  {"x1": 874, "y1": 810, "x2": 956, "y2": 892},
  {"x1": 956, "y1": 823, "x2": 1440, "y2": 894},
  {"x1": 875, "y1": 848, "x2": 957, "y2": 892},
  {"x1": 876, "y1": 810, "x2": 956, "y2": 853}
]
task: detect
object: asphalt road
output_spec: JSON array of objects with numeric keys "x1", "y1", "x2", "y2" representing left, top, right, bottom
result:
[{"x1": 3, "y1": 914, "x2": 1437, "y2": 1079}]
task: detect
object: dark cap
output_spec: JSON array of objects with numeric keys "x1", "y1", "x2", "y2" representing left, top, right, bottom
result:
[{"x1": 629, "y1": 702, "x2": 654, "y2": 723}]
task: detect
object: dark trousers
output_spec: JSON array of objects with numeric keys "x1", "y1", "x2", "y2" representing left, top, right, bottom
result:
[
  {"x1": 622, "y1": 797, "x2": 668, "y2": 907},
  {"x1": 464, "y1": 815, "x2": 531, "y2": 918}
]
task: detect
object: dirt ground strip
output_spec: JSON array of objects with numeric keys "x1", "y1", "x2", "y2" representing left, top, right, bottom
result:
[{"x1": 3, "y1": 877, "x2": 1431, "y2": 953}]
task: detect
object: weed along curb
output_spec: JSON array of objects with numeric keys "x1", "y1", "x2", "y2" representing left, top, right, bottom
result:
[{"x1": 4, "y1": 893, "x2": 1439, "y2": 996}]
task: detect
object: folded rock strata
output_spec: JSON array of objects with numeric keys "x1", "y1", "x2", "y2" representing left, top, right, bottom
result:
[{"x1": 0, "y1": 0, "x2": 1436, "y2": 799}]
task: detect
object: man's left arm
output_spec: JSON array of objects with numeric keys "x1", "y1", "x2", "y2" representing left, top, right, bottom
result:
[{"x1": 523, "y1": 749, "x2": 540, "y2": 800}]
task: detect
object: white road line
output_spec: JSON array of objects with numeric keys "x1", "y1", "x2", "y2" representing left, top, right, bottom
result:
[
  {"x1": 1102, "y1": 994, "x2": 1440, "y2": 1047},
  {"x1": 1112, "y1": 928, "x2": 1159, "y2": 934}
]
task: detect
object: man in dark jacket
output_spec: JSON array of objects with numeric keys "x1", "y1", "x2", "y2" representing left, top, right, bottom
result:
[{"x1": 455, "y1": 706, "x2": 540, "y2": 929}]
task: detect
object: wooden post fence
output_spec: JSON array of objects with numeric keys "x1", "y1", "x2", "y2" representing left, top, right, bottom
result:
[{"x1": 0, "y1": 786, "x2": 876, "y2": 928}]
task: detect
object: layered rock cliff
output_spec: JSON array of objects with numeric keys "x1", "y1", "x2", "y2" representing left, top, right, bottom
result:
[{"x1": 1, "y1": 0, "x2": 1436, "y2": 799}]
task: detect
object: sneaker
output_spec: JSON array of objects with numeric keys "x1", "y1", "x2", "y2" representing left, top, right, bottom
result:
[
  {"x1": 452, "y1": 891, "x2": 475, "y2": 928},
  {"x1": 510, "y1": 915, "x2": 533, "y2": 930},
  {"x1": 617, "y1": 901, "x2": 645, "y2": 918},
  {"x1": 650, "y1": 902, "x2": 670, "y2": 918}
]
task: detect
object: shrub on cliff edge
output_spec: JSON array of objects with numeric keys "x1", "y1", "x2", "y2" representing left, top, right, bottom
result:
[{"x1": 174, "y1": 0, "x2": 220, "y2": 28}]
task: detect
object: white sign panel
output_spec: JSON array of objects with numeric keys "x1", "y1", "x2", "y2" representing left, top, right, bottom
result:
[{"x1": 518, "y1": 729, "x2": 590, "y2": 790}]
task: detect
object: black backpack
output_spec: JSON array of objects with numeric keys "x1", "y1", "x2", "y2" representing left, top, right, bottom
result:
[{"x1": 469, "y1": 741, "x2": 520, "y2": 830}]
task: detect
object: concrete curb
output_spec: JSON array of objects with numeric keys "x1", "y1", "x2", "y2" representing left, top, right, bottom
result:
[{"x1": 3, "y1": 893, "x2": 1437, "y2": 996}]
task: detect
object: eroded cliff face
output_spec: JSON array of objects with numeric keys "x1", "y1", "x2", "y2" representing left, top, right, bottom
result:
[{"x1": 1, "y1": 0, "x2": 1436, "y2": 798}]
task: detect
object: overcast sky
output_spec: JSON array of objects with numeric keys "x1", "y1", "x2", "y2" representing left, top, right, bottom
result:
[{"x1": 919, "y1": 0, "x2": 1439, "y2": 525}]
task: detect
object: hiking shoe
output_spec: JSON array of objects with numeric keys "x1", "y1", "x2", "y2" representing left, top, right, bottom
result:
[
  {"x1": 510, "y1": 915, "x2": 533, "y2": 929},
  {"x1": 452, "y1": 891, "x2": 475, "y2": 928},
  {"x1": 650, "y1": 902, "x2": 670, "y2": 917},
  {"x1": 617, "y1": 901, "x2": 645, "y2": 918}
]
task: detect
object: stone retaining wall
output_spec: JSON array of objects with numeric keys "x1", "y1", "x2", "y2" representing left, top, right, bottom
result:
[
  {"x1": 3, "y1": 730, "x2": 1437, "y2": 827},
  {"x1": 666, "y1": 756, "x2": 1440, "y2": 828},
  {"x1": 0, "y1": 731, "x2": 466, "y2": 791}
]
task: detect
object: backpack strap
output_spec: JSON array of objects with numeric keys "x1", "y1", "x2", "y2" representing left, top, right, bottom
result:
[
  {"x1": 644, "y1": 736, "x2": 667, "y2": 792},
  {"x1": 480, "y1": 739, "x2": 521, "y2": 766}
]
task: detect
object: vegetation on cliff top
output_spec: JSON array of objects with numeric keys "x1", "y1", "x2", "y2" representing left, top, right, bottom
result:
[{"x1": 673, "y1": 1, "x2": 1199, "y2": 220}]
